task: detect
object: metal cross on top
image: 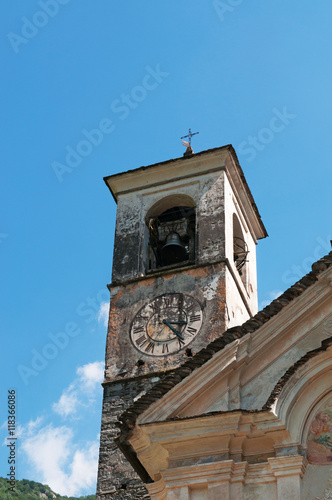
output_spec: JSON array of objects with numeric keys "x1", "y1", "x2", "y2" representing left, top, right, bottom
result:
[{"x1": 181, "y1": 128, "x2": 199, "y2": 146}]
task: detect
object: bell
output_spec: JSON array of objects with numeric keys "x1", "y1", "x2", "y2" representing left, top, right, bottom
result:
[{"x1": 161, "y1": 232, "x2": 187, "y2": 265}]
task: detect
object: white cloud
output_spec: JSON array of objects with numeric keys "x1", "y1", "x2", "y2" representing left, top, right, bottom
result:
[
  {"x1": 77, "y1": 361, "x2": 104, "y2": 389},
  {"x1": 18, "y1": 416, "x2": 45, "y2": 437},
  {"x1": 17, "y1": 361, "x2": 104, "y2": 497},
  {"x1": 4, "y1": 416, "x2": 46, "y2": 446},
  {"x1": 69, "y1": 440, "x2": 99, "y2": 494},
  {"x1": 21, "y1": 423, "x2": 98, "y2": 496},
  {"x1": 2, "y1": 418, "x2": 39, "y2": 446},
  {"x1": 97, "y1": 301, "x2": 109, "y2": 327},
  {"x1": 52, "y1": 361, "x2": 104, "y2": 418},
  {"x1": 259, "y1": 289, "x2": 283, "y2": 310},
  {"x1": 52, "y1": 384, "x2": 79, "y2": 418}
]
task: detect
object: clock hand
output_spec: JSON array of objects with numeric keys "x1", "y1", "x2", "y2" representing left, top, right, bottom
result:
[
  {"x1": 167, "y1": 321, "x2": 187, "y2": 326},
  {"x1": 162, "y1": 320, "x2": 184, "y2": 340}
]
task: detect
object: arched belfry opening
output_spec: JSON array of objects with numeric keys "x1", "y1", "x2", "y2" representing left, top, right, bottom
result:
[
  {"x1": 233, "y1": 213, "x2": 249, "y2": 286},
  {"x1": 146, "y1": 195, "x2": 196, "y2": 271}
]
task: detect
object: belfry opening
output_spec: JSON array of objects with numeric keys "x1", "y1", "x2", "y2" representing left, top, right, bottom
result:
[{"x1": 146, "y1": 196, "x2": 196, "y2": 271}]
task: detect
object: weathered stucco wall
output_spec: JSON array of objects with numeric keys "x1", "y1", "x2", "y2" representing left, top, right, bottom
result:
[
  {"x1": 105, "y1": 263, "x2": 227, "y2": 382},
  {"x1": 111, "y1": 169, "x2": 226, "y2": 283},
  {"x1": 224, "y1": 170, "x2": 258, "y2": 315},
  {"x1": 196, "y1": 172, "x2": 225, "y2": 265},
  {"x1": 244, "y1": 482, "x2": 277, "y2": 500},
  {"x1": 303, "y1": 464, "x2": 332, "y2": 499},
  {"x1": 225, "y1": 266, "x2": 251, "y2": 329},
  {"x1": 241, "y1": 314, "x2": 332, "y2": 410}
]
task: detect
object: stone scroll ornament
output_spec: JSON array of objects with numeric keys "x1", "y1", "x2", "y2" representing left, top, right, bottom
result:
[{"x1": 307, "y1": 401, "x2": 332, "y2": 464}]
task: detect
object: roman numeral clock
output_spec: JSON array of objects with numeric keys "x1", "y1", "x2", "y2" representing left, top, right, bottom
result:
[
  {"x1": 130, "y1": 293, "x2": 203, "y2": 356},
  {"x1": 96, "y1": 144, "x2": 267, "y2": 498}
]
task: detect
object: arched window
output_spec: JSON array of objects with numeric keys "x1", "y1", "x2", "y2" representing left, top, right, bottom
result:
[
  {"x1": 146, "y1": 195, "x2": 196, "y2": 272},
  {"x1": 233, "y1": 213, "x2": 248, "y2": 286}
]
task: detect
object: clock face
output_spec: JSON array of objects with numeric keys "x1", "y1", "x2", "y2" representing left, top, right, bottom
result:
[{"x1": 130, "y1": 293, "x2": 203, "y2": 357}]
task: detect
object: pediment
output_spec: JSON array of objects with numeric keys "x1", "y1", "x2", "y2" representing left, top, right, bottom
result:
[{"x1": 137, "y1": 266, "x2": 332, "y2": 425}]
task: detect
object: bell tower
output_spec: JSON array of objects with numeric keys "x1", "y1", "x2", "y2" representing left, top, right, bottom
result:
[{"x1": 96, "y1": 145, "x2": 267, "y2": 499}]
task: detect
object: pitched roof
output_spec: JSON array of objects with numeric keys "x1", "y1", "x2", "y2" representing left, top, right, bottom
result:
[
  {"x1": 115, "y1": 335, "x2": 332, "y2": 485},
  {"x1": 118, "y1": 251, "x2": 332, "y2": 431}
]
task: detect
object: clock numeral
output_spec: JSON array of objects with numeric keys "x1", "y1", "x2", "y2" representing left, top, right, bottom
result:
[
  {"x1": 177, "y1": 338, "x2": 185, "y2": 349},
  {"x1": 189, "y1": 314, "x2": 201, "y2": 323},
  {"x1": 162, "y1": 343, "x2": 169, "y2": 354},
  {"x1": 145, "y1": 341, "x2": 155, "y2": 354},
  {"x1": 133, "y1": 325, "x2": 145, "y2": 335},
  {"x1": 163, "y1": 296, "x2": 173, "y2": 308},
  {"x1": 149, "y1": 302, "x2": 159, "y2": 315},
  {"x1": 186, "y1": 326, "x2": 197, "y2": 335},
  {"x1": 186, "y1": 302, "x2": 197, "y2": 312},
  {"x1": 136, "y1": 335, "x2": 148, "y2": 348},
  {"x1": 135, "y1": 313, "x2": 149, "y2": 321}
]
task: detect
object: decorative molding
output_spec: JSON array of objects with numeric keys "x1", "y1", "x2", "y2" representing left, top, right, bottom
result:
[
  {"x1": 162, "y1": 460, "x2": 235, "y2": 485},
  {"x1": 245, "y1": 462, "x2": 275, "y2": 484},
  {"x1": 268, "y1": 455, "x2": 308, "y2": 478},
  {"x1": 322, "y1": 317, "x2": 332, "y2": 337},
  {"x1": 145, "y1": 475, "x2": 167, "y2": 500},
  {"x1": 129, "y1": 425, "x2": 169, "y2": 479},
  {"x1": 231, "y1": 462, "x2": 248, "y2": 483}
]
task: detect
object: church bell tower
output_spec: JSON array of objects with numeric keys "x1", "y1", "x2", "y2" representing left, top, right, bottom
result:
[{"x1": 96, "y1": 144, "x2": 267, "y2": 499}]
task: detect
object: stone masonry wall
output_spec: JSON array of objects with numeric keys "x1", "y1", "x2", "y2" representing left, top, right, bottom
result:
[{"x1": 96, "y1": 375, "x2": 160, "y2": 499}]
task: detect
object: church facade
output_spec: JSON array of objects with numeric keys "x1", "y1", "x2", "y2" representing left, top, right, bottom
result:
[{"x1": 96, "y1": 145, "x2": 332, "y2": 499}]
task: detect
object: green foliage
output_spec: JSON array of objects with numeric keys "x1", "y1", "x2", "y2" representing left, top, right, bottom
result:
[{"x1": 0, "y1": 477, "x2": 96, "y2": 500}]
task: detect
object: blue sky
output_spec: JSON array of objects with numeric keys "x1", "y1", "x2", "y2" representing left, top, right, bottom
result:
[{"x1": 1, "y1": 1, "x2": 331, "y2": 496}]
